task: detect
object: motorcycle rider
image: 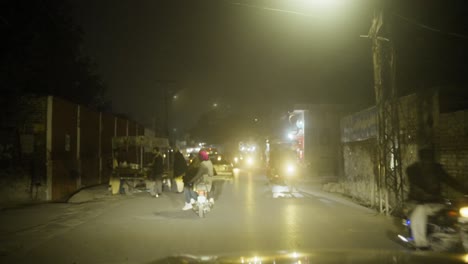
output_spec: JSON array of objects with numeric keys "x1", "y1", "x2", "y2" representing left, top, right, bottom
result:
[
  {"x1": 267, "y1": 143, "x2": 296, "y2": 183},
  {"x1": 406, "y1": 146, "x2": 467, "y2": 250},
  {"x1": 182, "y1": 150, "x2": 214, "y2": 210}
]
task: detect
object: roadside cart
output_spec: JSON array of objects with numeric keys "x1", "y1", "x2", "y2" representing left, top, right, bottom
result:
[{"x1": 109, "y1": 135, "x2": 170, "y2": 195}]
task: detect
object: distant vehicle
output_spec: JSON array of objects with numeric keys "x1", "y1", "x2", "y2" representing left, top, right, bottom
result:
[
  {"x1": 210, "y1": 155, "x2": 234, "y2": 177},
  {"x1": 231, "y1": 152, "x2": 260, "y2": 170},
  {"x1": 266, "y1": 141, "x2": 301, "y2": 197}
]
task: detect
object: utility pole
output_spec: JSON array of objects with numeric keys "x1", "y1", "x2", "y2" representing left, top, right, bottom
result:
[
  {"x1": 154, "y1": 80, "x2": 176, "y2": 138},
  {"x1": 366, "y1": 1, "x2": 404, "y2": 215}
]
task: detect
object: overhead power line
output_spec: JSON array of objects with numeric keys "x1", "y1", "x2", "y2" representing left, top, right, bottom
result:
[
  {"x1": 227, "y1": 1, "x2": 468, "y2": 41},
  {"x1": 229, "y1": 1, "x2": 312, "y2": 17},
  {"x1": 393, "y1": 13, "x2": 468, "y2": 40}
]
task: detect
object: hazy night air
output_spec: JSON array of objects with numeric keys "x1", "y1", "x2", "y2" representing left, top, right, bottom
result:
[{"x1": 70, "y1": 0, "x2": 468, "y2": 136}]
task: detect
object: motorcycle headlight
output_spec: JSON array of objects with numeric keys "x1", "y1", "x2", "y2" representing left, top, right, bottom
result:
[
  {"x1": 285, "y1": 163, "x2": 295, "y2": 174},
  {"x1": 247, "y1": 157, "x2": 254, "y2": 165},
  {"x1": 459, "y1": 207, "x2": 468, "y2": 217}
]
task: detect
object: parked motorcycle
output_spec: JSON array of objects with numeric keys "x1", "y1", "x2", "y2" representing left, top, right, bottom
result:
[
  {"x1": 397, "y1": 198, "x2": 468, "y2": 252},
  {"x1": 191, "y1": 182, "x2": 214, "y2": 218}
]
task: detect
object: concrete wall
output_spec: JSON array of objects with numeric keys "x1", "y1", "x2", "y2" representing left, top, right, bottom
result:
[{"x1": 337, "y1": 91, "x2": 468, "y2": 207}]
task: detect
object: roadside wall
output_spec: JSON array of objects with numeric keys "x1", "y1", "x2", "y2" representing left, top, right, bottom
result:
[
  {"x1": 336, "y1": 91, "x2": 468, "y2": 207},
  {"x1": 0, "y1": 96, "x2": 147, "y2": 204},
  {"x1": 0, "y1": 96, "x2": 48, "y2": 205},
  {"x1": 436, "y1": 110, "x2": 468, "y2": 198},
  {"x1": 340, "y1": 139, "x2": 377, "y2": 206}
]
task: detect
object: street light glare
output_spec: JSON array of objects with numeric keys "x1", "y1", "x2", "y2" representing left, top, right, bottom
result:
[
  {"x1": 303, "y1": 0, "x2": 341, "y2": 8},
  {"x1": 294, "y1": 0, "x2": 345, "y2": 15}
]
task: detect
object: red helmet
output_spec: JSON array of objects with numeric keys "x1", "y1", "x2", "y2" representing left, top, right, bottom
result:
[{"x1": 199, "y1": 150, "x2": 209, "y2": 161}]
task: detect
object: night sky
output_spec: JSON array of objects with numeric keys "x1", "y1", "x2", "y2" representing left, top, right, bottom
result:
[{"x1": 70, "y1": 0, "x2": 468, "y2": 132}]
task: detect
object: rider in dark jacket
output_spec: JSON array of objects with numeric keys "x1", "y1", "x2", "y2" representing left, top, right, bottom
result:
[
  {"x1": 173, "y1": 147, "x2": 188, "y2": 178},
  {"x1": 149, "y1": 147, "x2": 164, "y2": 197},
  {"x1": 406, "y1": 147, "x2": 467, "y2": 249},
  {"x1": 183, "y1": 156, "x2": 200, "y2": 187}
]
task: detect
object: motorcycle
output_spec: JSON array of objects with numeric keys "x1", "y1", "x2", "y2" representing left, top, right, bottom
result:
[
  {"x1": 267, "y1": 160, "x2": 299, "y2": 198},
  {"x1": 191, "y1": 182, "x2": 214, "y2": 218},
  {"x1": 397, "y1": 198, "x2": 468, "y2": 252}
]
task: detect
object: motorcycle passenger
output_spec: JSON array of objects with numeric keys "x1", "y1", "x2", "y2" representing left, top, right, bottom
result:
[
  {"x1": 173, "y1": 146, "x2": 188, "y2": 192},
  {"x1": 406, "y1": 146, "x2": 467, "y2": 250},
  {"x1": 181, "y1": 150, "x2": 214, "y2": 210},
  {"x1": 182, "y1": 155, "x2": 201, "y2": 210}
]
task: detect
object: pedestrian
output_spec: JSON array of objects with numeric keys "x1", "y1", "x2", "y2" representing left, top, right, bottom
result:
[
  {"x1": 149, "y1": 147, "x2": 164, "y2": 197},
  {"x1": 173, "y1": 146, "x2": 188, "y2": 192}
]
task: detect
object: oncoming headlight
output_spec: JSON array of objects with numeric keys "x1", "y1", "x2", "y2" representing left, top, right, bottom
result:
[
  {"x1": 285, "y1": 163, "x2": 295, "y2": 174},
  {"x1": 459, "y1": 207, "x2": 468, "y2": 218}
]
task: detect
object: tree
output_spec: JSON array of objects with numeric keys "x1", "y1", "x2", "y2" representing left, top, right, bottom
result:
[{"x1": 0, "y1": 0, "x2": 110, "y2": 110}]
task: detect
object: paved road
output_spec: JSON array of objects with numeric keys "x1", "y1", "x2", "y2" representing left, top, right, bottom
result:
[{"x1": 0, "y1": 170, "x2": 403, "y2": 263}]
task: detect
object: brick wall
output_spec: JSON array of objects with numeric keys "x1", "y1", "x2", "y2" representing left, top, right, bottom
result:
[
  {"x1": 436, "y1": 110, "x2": 468, "y2": 198},
  {"x1": 341, "y1": 139, "x2": 377, "y2": 205},
  {"x1": 339, "y1": 90, "x2": 468, "y2": 208},
  {"x1": 339, "y1": 92, "x2": 439, "y2": 207}
]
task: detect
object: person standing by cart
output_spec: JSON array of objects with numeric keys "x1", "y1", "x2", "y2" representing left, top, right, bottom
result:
[{"x1": 149, "y1": 147, "x2": 164, "y2": 197}]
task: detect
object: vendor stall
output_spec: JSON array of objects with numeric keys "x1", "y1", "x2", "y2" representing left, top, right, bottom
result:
[{"x1": 109, "y1": 135, "x2": 170, "y2": 195}]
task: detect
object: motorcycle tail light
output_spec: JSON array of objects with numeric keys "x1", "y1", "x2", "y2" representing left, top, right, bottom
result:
[
  {"x1": 448, "y1": 210, "x2": 459, "y2": 217},
  {"x1": 198, "y1": 190, "x2": 205, "y2": 196}
]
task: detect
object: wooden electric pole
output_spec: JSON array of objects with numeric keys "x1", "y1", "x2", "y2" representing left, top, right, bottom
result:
[{"x1": 366, "y1": 1, "x2": 404, "y2": 215}]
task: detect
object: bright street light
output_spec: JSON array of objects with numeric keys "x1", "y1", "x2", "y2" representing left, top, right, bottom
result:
[{"x1": 303, "y1": 0, "x2": 341, "y2": 8}]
